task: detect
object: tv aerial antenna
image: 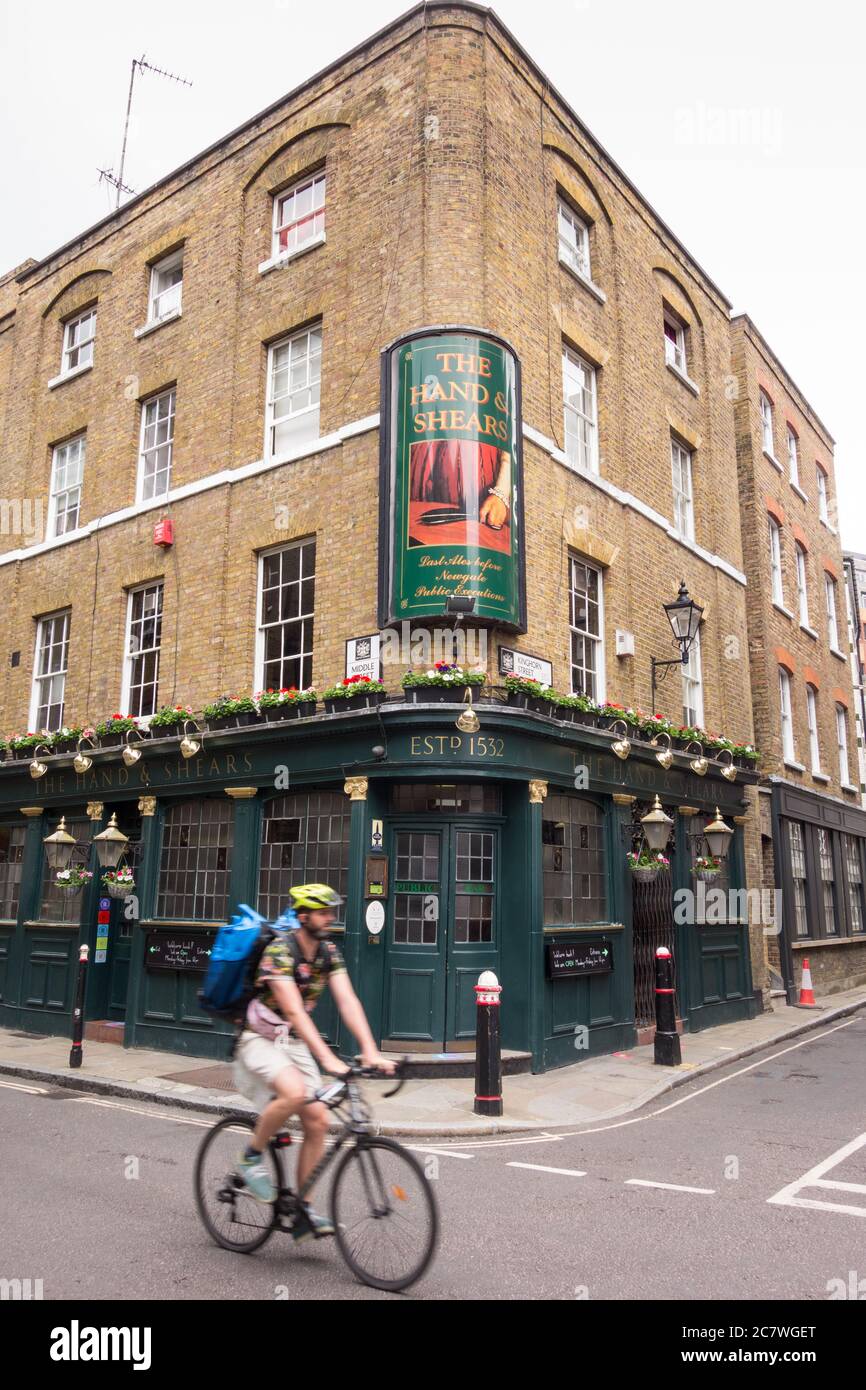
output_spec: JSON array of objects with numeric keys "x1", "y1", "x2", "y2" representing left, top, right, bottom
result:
[{"x1": 104, "y1": 54, "x2": 193, "y2": 209}]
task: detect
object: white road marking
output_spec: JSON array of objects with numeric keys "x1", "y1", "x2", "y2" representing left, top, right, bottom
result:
[
  {"x1": 768, "y1": 1130, "x2": 866, "y2": 1218},
  {"x1": 507, "y1": 1162, "x2": 587, "y2": 1177},
  {"x1": 0, "y1": 1077, "x2": 48, "y2": 1095},
  {"x1": 406, "y1": 1146, "x2": 475, "y2": 1160},
  {"x1": 626, "y1": 1179, "x2": 715, "y2": 1195},
  {"x1": 73, "y1": 1096, "x2": 225, "y2": 1128}
]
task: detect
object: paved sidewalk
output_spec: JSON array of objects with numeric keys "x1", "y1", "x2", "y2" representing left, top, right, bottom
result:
[{"x1": 1, "y1": 988, "x2": 864, "y2": 1136}]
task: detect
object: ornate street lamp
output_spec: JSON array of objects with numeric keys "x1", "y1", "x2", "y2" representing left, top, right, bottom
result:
[
  {"x1": 93, "y1": 812, "x2": 129, "y2": 869},
  {"x1": 703, "y1": 808, "x2": 734, "y2": 860},
  {"x1": 43, "y1": 816, "x2": 77, "y2": 871},
  {"x1": 640, "y1": 795, "x2": 674, "y2": 853},
  {"x1": 650, "y1": 580, "x2": 704, "y2": 715}
]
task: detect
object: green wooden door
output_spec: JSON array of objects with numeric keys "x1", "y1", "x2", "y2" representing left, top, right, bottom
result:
[{"x1": 383, "y1": 823, "x2": 500, "y2": 1047}]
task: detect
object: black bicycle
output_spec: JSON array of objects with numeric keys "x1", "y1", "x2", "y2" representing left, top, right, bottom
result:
[{"x1": 194, "y1": 1058, "x2": 438, "y2": 1292}]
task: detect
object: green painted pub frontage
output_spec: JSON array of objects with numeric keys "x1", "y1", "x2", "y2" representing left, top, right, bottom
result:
[{"x1": 0, "y1": 699, "x2": 758, "y2": 1071}]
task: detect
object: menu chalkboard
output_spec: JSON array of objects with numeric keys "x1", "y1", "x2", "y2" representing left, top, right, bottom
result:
[
  {"x1": 546, "y1": 938, "x2": 613, "y2": 980},
  {"x1": 145, "y1": 932, "x2": 215, "y2": 972}
]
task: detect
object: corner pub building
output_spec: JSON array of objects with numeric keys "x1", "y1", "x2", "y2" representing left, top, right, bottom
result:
[{"x1": 0, "y1": 3, "x2": 771, "y2": 1072}]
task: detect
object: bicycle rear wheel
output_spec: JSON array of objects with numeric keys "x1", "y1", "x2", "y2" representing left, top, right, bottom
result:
[
  {"x1": 194, "y1": 1116, "x2": 280, "y2": 1254},
  {"x1": 331, "y1": 1137, "x2": 438, "y2": 1291}
]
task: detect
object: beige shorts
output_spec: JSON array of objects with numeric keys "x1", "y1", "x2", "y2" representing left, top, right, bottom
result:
[{"x1": 233, "y1": 1029, "x2": 321, "y2": 1110}]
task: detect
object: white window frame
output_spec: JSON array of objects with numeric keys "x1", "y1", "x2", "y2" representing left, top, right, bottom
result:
[
  {"x1": 837, "y1": 704, "x2": 851, "y2": 786},
  {"x1": 759, "y1": 391, "x2": 775, "y2": 458},
  {"x1": 48, "y1": 435, "x2": 85, "y2": 537},
  {"x1": 137, "y1": 388, "x2": 176, "y2": 503},
  {"x1": 557, "y1": 198, "x2": 592, "y2": 281},
  {"x1": 147, "y1": 250, "x2": 183, "y2": 325},
  {"x1": 254, "y1": 539, "x2": 316, "y2": 694},
  {"x1": 663, "y1": 311, "x2": 687, "y2": 375},
  {"x1": 787, "y1": 427, "x2": 800, "y2": 488},
  {"x1": 780, "y1": 667, "x2": 795, "y2": 763},
  {"x1": 671, "y1": 437, "x2": 695, "y2": 542},
  {"x1": 825, "y1": 573, "x2": 839, "y2": 649},
  {"x1": 806, "y1": 685, "x2": 821, "y2": 773},
  {"x1": 272, "y1": 171, "x2": 326, "y2": 260},
  {"x1": 816, "y1": 465, "x2": 829, "y2": 523},
  {"x1": 568, "y1": 555, "x2": 605, "y2": 703},
  {"x1": 681, "y1": 629, "x2": 704, "y2": 728},
  {"x1": 61, "y1": 306, "x2": 96, "y2": 376},
  {"x1": 265, "y1": 325, "x2": 322, "y2": 461},
  {"x1": 768, "y1": 517, "x2": 784, "y2": 606},
  {"x1": 562, "y1": 346, "x2": 599, "y2": 474},
  {"x1": 29, "y1": 610, "x2": 71, "y2": 734},
  {"x1": 795, "y1": 544, "x2": 809, "y2": 627},
  {"x1": 121, "y1": 582, "x2": 164, "y2": 722}
]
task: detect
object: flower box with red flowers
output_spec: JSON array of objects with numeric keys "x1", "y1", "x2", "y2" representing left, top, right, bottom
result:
[
  {"x1": 401, "y1": 662, "x2": 487, "y2": 703},
  {"x1": 94, "y1": 714, "x2": 143, "y2": 748},
  {"x1": 321, "y1": 677, "x2": 387, "y2": 713},
  {"x1": 257, "y1": 688, "x2": 318, "y2": 721}
]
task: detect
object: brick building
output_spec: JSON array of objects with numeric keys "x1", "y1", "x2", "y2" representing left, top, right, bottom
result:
[
  {"x1": 0, "y1": 2, "x2": 803, "y2": 1066},
  {"x1": 731, "y1": 316, "x2": 865, "y2": 999},
  {"x1": 842, "y1": 550, "x2": 866, "y2": 806}
]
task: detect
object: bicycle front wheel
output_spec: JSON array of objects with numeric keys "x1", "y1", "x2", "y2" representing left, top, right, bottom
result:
[
  {"x1": 194, "y1": 1115, "x2": 280, "y2": 1254},
  {"x1": 331, "y1": 1137, "x2": 438, "y2": 1291}
]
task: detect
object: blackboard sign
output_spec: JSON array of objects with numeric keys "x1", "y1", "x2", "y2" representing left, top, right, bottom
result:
[
  {"x1": 145, "y1": 932, "x2": 215, "y2": 972},
  {"x1": 546, "y1": 938, "x2": 613, "y2": 980}
]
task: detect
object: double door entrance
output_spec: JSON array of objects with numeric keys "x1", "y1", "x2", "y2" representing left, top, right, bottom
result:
[{"x1": 383, "y1": 823, "x2": 500, "y2": 1048}]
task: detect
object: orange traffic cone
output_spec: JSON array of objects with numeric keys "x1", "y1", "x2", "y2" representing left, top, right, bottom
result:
[{"x1": 798, "y1": 958, "x2": 818, "y2": 1007}]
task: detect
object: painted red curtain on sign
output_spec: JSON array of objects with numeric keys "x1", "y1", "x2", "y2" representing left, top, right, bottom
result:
[{"x1": 409, "y1": 439, "x2": 500, "y2": 510}]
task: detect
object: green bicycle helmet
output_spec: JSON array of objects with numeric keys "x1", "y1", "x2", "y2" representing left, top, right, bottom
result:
[{"x1": 290, "y1": 883, "x2": 344, "y2": 911}]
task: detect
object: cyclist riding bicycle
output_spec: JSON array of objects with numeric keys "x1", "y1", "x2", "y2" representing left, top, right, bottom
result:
[{"x1": 232, "y1": 882, "x2": 396, "y2": 1241}]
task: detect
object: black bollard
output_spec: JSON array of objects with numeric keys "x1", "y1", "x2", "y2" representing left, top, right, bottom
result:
[
  {"x1": 653, "y1": 945, "x2": 682, "y2": 1066},
  {"x1": 69, "y1": 943, "x2": 90, "y2": 1069},
  {"x1": 473, "y1": 971, "x2": 502, "y2": 1116}
]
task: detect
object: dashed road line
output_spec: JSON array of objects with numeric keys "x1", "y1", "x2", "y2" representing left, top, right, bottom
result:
[
  {"x1": 626, "y1": 1179, "x2": 715, "y2": 1195},
  {"x1": 506, "y1": 1162, "x2": 587, "y2": 1177}
]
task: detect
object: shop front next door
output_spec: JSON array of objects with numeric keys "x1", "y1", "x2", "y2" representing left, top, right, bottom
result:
[{"x1": 383, "y1": 825, "x2": 499, "y2": 1048}]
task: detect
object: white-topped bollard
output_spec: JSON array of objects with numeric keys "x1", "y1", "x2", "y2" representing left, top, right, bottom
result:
[{"x1": 474, "y1": 970, "x2": 503, "y2": 1116}]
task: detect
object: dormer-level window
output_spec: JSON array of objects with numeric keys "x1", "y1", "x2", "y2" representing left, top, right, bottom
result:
[
  {"x1": 148, "y1": 250, "x2": 183, "y2": 324},
  {"x1": 61, "y1": 307, "x2": 96, "y2": 376},
  {"x1": 557, "y1": 198, "x2": 591, "y2": 281},
  {"x1": 760, "y1": 391, "x2": 775, "y2": 457},
  {"x1": 273, "y1": 171, "x2": 326, "y2": 259},
  {"x1": 664, "y1": 312, "x2": 686, "y2": 375}
]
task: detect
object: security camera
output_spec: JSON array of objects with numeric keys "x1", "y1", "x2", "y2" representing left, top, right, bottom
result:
[{"x1": 372, "y1": 745, "x2": 387, "y2": 761}]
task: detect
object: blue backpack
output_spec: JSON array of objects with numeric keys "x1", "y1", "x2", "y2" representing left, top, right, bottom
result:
[{"x1": 199, "y1": 904, "x2": 276, "y2": 1023}]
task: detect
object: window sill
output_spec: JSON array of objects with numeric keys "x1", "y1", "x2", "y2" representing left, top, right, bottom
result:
[
  {"x1": 134, "y1": 309, "x2": 182, "y2": 340},
  {"x1": 792, "y1": 935, "x2": 866, "y2": 949},
  {"x1": 811, "y1": 770, "x2": 830, "y2": 784},
  {"x1": 783, "y1": 759, "x2": 806, "y2": 773},
  {"x1": 666, "y1": 360, "x2": 700, "y2": 396},
  {"x1": 558, "y1": 255, "x2": 606, "y2": 303},
  {"x1": 258, "y1": 232, "x2": 326, "y2": 276},
  {"x1": 790, "y1": 481, "x2": 809, "y2": 503},
  {"x1": 773, "y1": 602, "x2": 795, "y2": 621},
  {"x1": 830, "y1": 647, "x2": 848, "y2": 662},
  {"x1": 47, "y1": 362, "x2": 92, "y2": 391},
  {"x1": 543, "y1": 922, "x2": 625, "y2": 934},
  {"x1": 819, "y1": 516, "x2": 838, "y2": 536},
  {"x1": 841, "y1": 783, "x2": 860, "y2": 795},
  {"x1": 800, "y1": 623, "x2": 818, "y2": 640},
  {"x1": 763, "y1": 450, "x2": 783, "y2": 473}
]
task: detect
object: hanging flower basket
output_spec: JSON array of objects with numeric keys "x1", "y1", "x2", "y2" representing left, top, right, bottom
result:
[
  {"x1": 627, "y1": 850, "x2": 670, "y2": 883},
  {"x1": 693, "y1": 856, "x2": 721, "y2": 884},
  {"x1": 55, "y1": 868, "x2": 93, "y2": 895},
  {"x1": 102, "y1": 868, "x2": 135, "y2": 899},
  {"x1": 694, "y1": 869, "x2": 721, "y2": 884},
  {"x1": 630, "y1": 866, "x2": 662, "y2": 883}
]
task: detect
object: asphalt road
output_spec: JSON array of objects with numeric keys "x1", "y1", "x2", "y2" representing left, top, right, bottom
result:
[{"x1": 2, "y1": 1014, "x2": 865, "y2": 1301}]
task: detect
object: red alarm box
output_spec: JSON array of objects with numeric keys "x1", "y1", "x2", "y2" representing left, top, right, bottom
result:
[{"x1": 153, "y1": 518, "x2": 174, "y2": 547}]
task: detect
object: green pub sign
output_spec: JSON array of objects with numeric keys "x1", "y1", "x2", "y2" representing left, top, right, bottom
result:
[{"x1": 379, "y1": 327, "x2": 526, "y2": 630}]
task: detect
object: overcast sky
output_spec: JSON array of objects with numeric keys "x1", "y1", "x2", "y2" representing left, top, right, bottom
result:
[{"x1": 1, "y1": 0, "x2": 862, "y2": 551}]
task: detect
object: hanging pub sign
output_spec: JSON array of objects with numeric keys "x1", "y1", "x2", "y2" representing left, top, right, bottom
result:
[{"x1": 379, "y1": 327, "x2": 526, "y2": 630}]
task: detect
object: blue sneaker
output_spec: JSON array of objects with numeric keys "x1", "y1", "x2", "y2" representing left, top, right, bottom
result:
[
  {"x1": 291, "y1": 1202, "x2": 335, "y2": 1242},
  {"x1": 236, "y1": 1151, "x2": 275, "y2": 1204}
]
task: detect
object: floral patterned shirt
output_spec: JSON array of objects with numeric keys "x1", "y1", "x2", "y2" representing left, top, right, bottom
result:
[{"x1": 254, "y1": 933, "x2": 345, "y2": 1022}]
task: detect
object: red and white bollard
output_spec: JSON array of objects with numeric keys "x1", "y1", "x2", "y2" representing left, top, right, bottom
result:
[
  {"x1": 654, "y1": 946, "x2": 681, "y2": 1067},
  {"x1": 474, "y1": 971, "x2": 502, "y2": 1116}
]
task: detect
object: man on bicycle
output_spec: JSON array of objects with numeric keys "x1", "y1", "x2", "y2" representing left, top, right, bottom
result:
[{"x1": 233, "y1": 883, "x2": 395, "y2": 1240}]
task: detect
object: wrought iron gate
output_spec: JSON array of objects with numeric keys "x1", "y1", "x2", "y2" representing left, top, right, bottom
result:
[{"x1": 632, "y1": 866, "x2": 677, "y2": 1028}]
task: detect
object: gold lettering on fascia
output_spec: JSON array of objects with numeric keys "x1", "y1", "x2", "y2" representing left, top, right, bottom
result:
[
  {"x1": 409, "y1": 734, "x2": 505, "y2": 758},
  {"x1": 67, "y1": 751, "x2": 254, "y2": 792}
]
